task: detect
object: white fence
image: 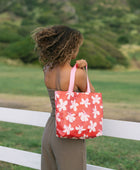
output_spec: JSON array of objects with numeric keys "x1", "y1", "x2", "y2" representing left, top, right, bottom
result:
[{"x1": 0, "y1": 107, "x2": 140, "y2": 170}]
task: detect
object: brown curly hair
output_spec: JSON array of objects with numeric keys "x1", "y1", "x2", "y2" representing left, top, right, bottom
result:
[{"x1": 31, "y1": 25, "x2": 83, "y2": 70}]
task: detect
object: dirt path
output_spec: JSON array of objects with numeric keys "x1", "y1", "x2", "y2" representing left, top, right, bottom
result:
[{"x1": 0, "y1": 93, "x2": 140, "y2": 122}]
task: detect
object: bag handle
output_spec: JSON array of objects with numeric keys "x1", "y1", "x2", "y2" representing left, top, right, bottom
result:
[{"x1": 68, "y1": 64, "x2": 91, "y2": 93}]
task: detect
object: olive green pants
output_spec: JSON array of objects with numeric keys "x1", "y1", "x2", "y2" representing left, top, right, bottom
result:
[{"x1": 41, "y1": 116, "x2": 87, "y2": 170}]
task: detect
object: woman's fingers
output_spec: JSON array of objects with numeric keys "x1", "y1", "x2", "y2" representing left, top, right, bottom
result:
[{"x1": 76, "y1": 59, "x2": 87, "y2": 68}]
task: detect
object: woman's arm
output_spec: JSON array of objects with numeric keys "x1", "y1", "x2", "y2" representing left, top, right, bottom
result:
[
  {"x1": 75, "y1": 59, "x2": 95, "y2": 92},
  {"x1": 75, "y1": 67, "x2": 95, "y2": 93}
]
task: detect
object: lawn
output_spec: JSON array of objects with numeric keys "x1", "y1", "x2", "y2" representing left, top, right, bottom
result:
[
  {"x1": 0, "y1": 63, "x2": 140, "y2": 169},
  {"x1": 0, "y1": 62, "x2": 140, "y2": 104}
]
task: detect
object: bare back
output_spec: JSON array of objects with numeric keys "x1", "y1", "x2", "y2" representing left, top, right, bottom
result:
[
  {"x1": 43, "y1": 64, "x2": 79, "y2": 91},
  {"x1": 43, "y1": 63, "x2": 95, "y2": 93}
]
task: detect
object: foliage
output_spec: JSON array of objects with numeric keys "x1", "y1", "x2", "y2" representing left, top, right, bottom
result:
[
  {"x1": 0, "y1": 0, "x2": 140, "y2": 69},
  {"x1": 1, "y1": 36, "x2": 37, "y2": 63},
  {"x1": 127, "y1": 0, "x2": 140, "y2": 10},
  {"x1": 0, "y1": 27, "x2": 22, "y2": 43}
]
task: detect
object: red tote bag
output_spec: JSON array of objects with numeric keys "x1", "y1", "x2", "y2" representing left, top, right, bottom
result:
[{"x1": 55, "y1": 64, "x2": 103, "y2": 139}]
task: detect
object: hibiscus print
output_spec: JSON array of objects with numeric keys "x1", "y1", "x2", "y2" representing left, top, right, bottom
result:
[
  {"x1": 63, "y1": 124, "x2": 74, "y2": 135},
  {"x1": 66, "y1": 92, "x2": 74, "y2": 100},
  {"x1": 100, "y1": 105, "x2": 103, "y2": 109},
  {"x1": 66, "y1": 112, "x2": 76, "y2": 123},
  {"x1": 92, "y1": 106, "x2": 100, "y2": 118},
  {"x1": 57, "y1": 99, "x2": 68, "y2": 112},
  {"x1": 96, "y1": 130, "x2": 102, "y2": 136},
  {"x1": 91, "y1": 95, "x2": 101, "y2": 104},
  {"x1": 78, "y1": 110, "x2": 90, "y2": 121},
  {"x1": 75, "y1": 125, "x2": 85, "y2": 134},
  {"x1": 56, "y1": 112, "x2": 61, "y2": 122},
  {"x1": 80, "y1": 98, "x2": 91, "y2": 108},
  {"x1": 100, "y1": 118, "x2": 103, "y2": 125},
  {"x1": 55, "y1": 93, "x2": 60, "y2": 100},
  {"x1": 88, "y1": 121, "x2": 97, "y2": 133},
  {"x1": 70, "y1": 99, "x2": 79, "y2": 111},
  {"x1": 80, "y1": 134, "x2": 89, "y2": 139}
]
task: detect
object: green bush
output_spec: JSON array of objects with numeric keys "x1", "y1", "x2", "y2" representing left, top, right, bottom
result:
[
  {"x1": 1, "y1": 36, "x2": 37, "y2": 63},
  {"x1": 91, "y1": 35, "x2": 129, "y2": 66},
  {"x1": 71, "y1": 40, "x2": 113, "y2": 69},
  {"x1": 37, "y1": 11, "x2": 61, "y2": 25},
  {"x1": 117, "y1": 35, "x2": 130, "y2": 44},
  {"x1": 21, "y1": 19, "x2": 36, "y2": 26},
  {"x1": 127, "y1": 0, "x2": 140, "y2": 10},
  {"x1": 17, "y1": 26, "x2": 30, "y2": 37},
  {"x1": 0, "y1": 28, "x2": 22, "y2": 43},
  {"x1": 10, "y1": 3, "x2": 27, "y2": 17}
]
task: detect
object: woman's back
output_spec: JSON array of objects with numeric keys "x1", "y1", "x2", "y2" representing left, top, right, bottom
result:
[{"x1": 43, "y1": 64, "x2": 80, "y2": 91}]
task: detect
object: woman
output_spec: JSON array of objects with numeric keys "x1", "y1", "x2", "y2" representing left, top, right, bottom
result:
[{"x1": 31, "y1": 25, "x2": 95, "y2": 170}]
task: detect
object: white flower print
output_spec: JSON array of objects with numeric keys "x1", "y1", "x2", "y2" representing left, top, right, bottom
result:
[
  {"x1": 92, "y1": 106, "x2": 100, "y2": 118},
  {"x1": 100, "y1": 105, "x2": 103, "y2": 109},
  {"x1": 88, "y1": 121, "x2": 97, "y2": 133},
  {"x1": 66, "y1": 112, "x2": 76, "y2": 123},
  {"x1": 100, "y1": 118, "x2": 103, "y2": 125},
  {"x1": 56, "y1": 112, "x2": 61, "y2": 122},
  {"x1": 96, "y1": 130, "x2": 102, "y2": 136},
  {"x1": 63, "y1": 124, "x2": 74, "y2": 135},
  {"x1": 57, "y1": 99, "x2": 68, "y2": 112},
  {"x1": 75, "y1": 125, "x2": 85, "y2": 134},
  {"x1": 72, "y1": 137, "x2": 77, "y2": 139},
  {"x1": 70, "y1": 99, "x2": 79, "y2": 111},
  {"x1": 55, "y1": 93, "x2": 60, "y2": 100},
  {"x1": 91, "y1": 95, "x2": 101, "y2": 104},
  {"x1": 80, "y1": 98, "x2": 91, "y2": 108},
  {"x1": 78, "y1": 110, "x2": 90, "y2": 122},
  {"x1": 66, "y1": 92, "x2": 74, "y2": 100},
  {"x1": 80, "y1": 134, "x2": 89, "y2": 139}
]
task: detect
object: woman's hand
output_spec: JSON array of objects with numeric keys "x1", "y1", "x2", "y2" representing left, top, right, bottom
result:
[{"x1": 76, "y1": 59, "x2": 87, "y2": 69}]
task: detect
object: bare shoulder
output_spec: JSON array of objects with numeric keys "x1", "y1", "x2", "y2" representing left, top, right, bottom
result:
[{"x1": 75, "y1": 68, "x2": 87, "y2": 78}]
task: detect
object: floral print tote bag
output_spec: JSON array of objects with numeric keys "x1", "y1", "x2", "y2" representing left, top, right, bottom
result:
[{"x1": 55, "y1": 64, "x2": 103, "y2": 139}]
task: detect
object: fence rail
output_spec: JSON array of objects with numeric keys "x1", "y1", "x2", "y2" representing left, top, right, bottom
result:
[{"x1": 0, "y1": 107, "x2": 140, "y2": 170}]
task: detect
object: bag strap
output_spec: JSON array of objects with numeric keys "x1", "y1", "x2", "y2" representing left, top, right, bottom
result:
[{"x1": 68, "y1": 64, "x2": 91, "y2": 93}]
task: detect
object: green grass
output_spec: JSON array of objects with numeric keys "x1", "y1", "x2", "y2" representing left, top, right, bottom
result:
[
  {"x1": 0, "y1": 63, "x2": 46, "y2": 96},
  {"x1": 88, "y1": 69, "x2": 140, "y2": 104},
  {"x1": 0, "y1": 62, "x2": 140, "y2": 104},
  {"x1": 0, "y1": 63, "x2": 140, "y2": 169},
  {"x1": 87, "y1": 137, "x2": 140, "y2": 169}
]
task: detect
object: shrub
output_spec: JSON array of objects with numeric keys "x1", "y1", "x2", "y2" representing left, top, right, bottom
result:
[
  {"x1": 90, "y1": 35, "x2": 129, "y2": 66},
  {"x1": 10, "y1": 3, "x2": 27, "y2": 17},
  {"x1": 21, "y1": 19, "x2": 36, "y2": 26},
  {"x1": 127, "y1": 0, "x2": 140, "y2": 10},
  {"x1": 117, "y1": 35, "x2": 130, "y2": 44},
  {"x1": 17, "y1": 26, "x2": 30, "y2": 37},
  {"x1": 0, "y1": 28, "x2": 22, "y2": 43},
  {"x1": 71, "y1": 40, "x2": 113, "y2": 69},
  {"x1": 1, "y1": 36, "x2": 37, "y2": 63}
]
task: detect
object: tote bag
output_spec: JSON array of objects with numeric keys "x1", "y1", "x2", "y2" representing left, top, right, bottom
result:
[{"x1": 55, "y1": 64, "x2": 103, "y2": 139}]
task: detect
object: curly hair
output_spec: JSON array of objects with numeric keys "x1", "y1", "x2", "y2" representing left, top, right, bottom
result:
[{"x1": 31, "y1": 25, "x2": 83, "y2": 70}]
